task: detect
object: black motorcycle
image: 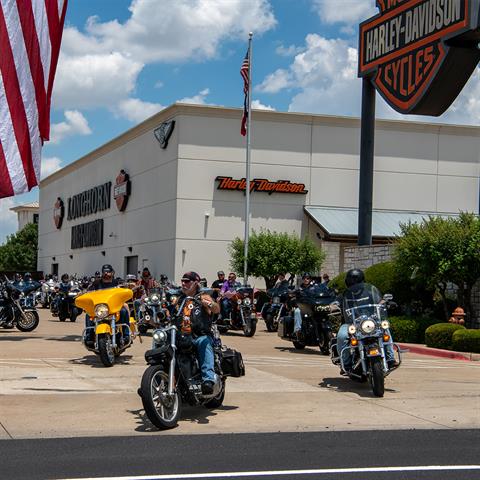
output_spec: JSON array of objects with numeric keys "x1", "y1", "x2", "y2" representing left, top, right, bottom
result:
[
  {"x1": 278, "y1": 283, "x2": 337, "y2": 354},
  {"x1": 138, "y1": 292, "x2": 245, "y2": 429},
  {"x1": 261, "y1": 283, "x2": 293, "y2": 332},
  {"x1": 217, "y1": 286, "x2": 257, "y2": 337},
  {"x1": 0, "y1": 281, "x2": 40, "y2": 332},
  {"x1": 57, "y1": 281, "x2": 82, "y2": 322},
  {"x1": 136, "y1": 287, "x2": 173, "y2": 335}
]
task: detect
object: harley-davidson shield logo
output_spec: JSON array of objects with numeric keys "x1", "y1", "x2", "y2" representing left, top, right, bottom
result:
[
  {"x1": 113, "y1": 170, "x2": 131, "y2": 212},
  {"x1": 154, "y1": 120, "x2": 175, "y2": 149},
  {"x1": 53, "y1": 197, "x2": 64, "y2": 229},
  {"x1": 359, "y1": 0, "x2": 480, "y2": 115}
]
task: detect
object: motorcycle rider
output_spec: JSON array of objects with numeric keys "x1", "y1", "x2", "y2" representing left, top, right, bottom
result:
[
  {"x1": 293, "y1": 273, "x2": 313, "y2": 337},
  {"x1": 84, "y1": 264, "x2": 130, "y2": 345},
  {"x1": 219, "y1": 272, "x2": 241, "y2": 320},
  {"x1": 211, "y1": 271, "x2": 225, "y2": 300},
  {"x1": 178, "y1": 271, "x2": 220, "y2": 395},
  {"x1": 334, "y1": 268, "x2": 398, "y2": 372}
]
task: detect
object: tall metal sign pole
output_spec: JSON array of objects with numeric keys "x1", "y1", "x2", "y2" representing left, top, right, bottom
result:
[
  {"x1": 243, "y1": 32, "x2": 253, "y2": 286},
  {"x1": 358, "y1": 0, "x2": 480, "y2": 245}
]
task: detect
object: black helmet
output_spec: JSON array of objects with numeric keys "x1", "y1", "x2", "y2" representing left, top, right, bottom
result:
[
  {"x1": 302, "y1": 273, "x2": 311, "y2": 279},
  {"x1": 345, "y1": 268, "x2": 365, "y2": 288},
  {"x1": 101, "y1": 264, "x2": 114, "y2": 274},
  {"x1": 61, "y1": 273, "x2": 69, "y2": 282},
  {"x1": 24, "y1": 272, "x2": 32, "y2": 281},
  {"x1": 160, "y1": 274, "x2": 168, "y2": 282},
  {"x1": 95, "y1": 271, "x2": 100, "y2": 277}
]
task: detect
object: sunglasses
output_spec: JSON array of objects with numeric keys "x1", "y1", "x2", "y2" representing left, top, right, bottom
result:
[{"x1": 181, "y1": 279, "x2": 193, "y2": 284}]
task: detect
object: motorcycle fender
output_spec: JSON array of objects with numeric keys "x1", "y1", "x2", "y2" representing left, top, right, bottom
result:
[{"x1": 95, "y1": 324, "x2": 112, "y2": 335}]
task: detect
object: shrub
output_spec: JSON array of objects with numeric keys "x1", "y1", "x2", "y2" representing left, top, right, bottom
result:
[
  {"x1": 389, "y1": 316, "x2": 418, "y2": 343},
  {"x1": 451, "y1": 329, "x2": 480, "y2": 353},
  {"x1": 329, "y1": 272, "x2": 346, "y2": 295},
  {"x1": 364, "y1": 261, "x2": 396, "y2": 297},
  {"x1": 425, "y1": 323, "x2": 466, "y2": 350},
  {"x1": 414, "y1": 316, "x2": 442, "y2": 343}
]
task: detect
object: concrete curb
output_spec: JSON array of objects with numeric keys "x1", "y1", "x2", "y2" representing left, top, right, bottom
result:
[{"x1": 398, "y1": 343, "x2": 480, "y2": 361}]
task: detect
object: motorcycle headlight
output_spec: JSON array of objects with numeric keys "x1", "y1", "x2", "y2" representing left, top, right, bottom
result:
[
  {"x1": 243, "y1": 298, "x2": 251, "y2": 306},
  {"x1": 153, "y1": 329, "x2": 167, "y2": 345},
  {"x1": 272, "y1": 296, "x2": 280, "y2": 304},
  {"x1": 360, "y1": 319, "x2": 376, "y2": 334},
  {"x1": 381, "y1": 320, "x2": 390, "y2": 330},
  {"x1": 170, "y1": 295, "x2": 178, "y2": 305},
  {"x1": 94, "y1": 304, "x2": 109, "y2": 319},
  {"x1": 151, "y1": 294, "x2": 160, "y2": 303},
  {"x1": 348, "y1": 325, "x2": 357, "y2": 335}
]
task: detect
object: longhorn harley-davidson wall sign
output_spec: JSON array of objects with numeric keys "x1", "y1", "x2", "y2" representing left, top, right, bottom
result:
[{"x1": 359, "y1": 0, "x2": 480, "y2": 115}]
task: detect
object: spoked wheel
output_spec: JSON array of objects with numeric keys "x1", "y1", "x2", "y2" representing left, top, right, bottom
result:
[
  {"x1": 140, "y1": 366, "x2": 181, "y2": 429},
  {"x1": 16, "y1": 310, "x2": 39, "y2": 332},
  {"x1": 243, "y1": 318, "x2": 256, "y2": 337},
  {"x1": 204, "y1": 379, "x2": 226, "y2": 409},
  {"x1": 98, "y1": 334, "x2": 115, "y2": 367},
  {"x1": 370, "y1": 358, "x2": 385, "y2": 397}
]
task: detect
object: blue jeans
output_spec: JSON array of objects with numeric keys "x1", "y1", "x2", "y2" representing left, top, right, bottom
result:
[
  {"x1": 220, "y1": 298, "x2": 232, "y2": 319},
  {"x1": 85, "y1": 307, "x2": 130, "y2": 341},
  {"x1": 192, "y1": 335, "x2": 215, "y2": 383},
  {"x1": 337, "y1": 323, "x2": 395, "y2": 370},
  {"x1": 293, "y1": 307, "x2": 302, "y2": 333}
]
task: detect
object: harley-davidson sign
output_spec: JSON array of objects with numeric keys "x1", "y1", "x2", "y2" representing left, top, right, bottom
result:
[
  {"x1": 53, "y1": 197, "x2": 64, "y2": 229},
  {"x1": 216, "y1": 176, "x2": 308, "y2": 195},
  {"x1": 359, "y1": 0, "x2": 480, "y2": 115},
  {"x1": 113, "y1": 169, "x2": 131, "y2": 212}
]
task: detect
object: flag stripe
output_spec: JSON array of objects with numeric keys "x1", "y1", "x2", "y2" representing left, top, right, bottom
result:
[
  {"x1": 0, "y1": 71, "x2": 28, "y2": 194},
  {"x1": 17, "y1": 0, "x2": 49, "y2": 141},
  {"x1": 0, "y1": 141, "x2": 14, "y2": 198},
  {"x1": 0, "y1": 0, "x2": 37, "y2": 189},
  {"x1": 31, "y1": 0, "x2": 51, "y2": 95},
  {"x1": 240, "y1": 50, "x2": 249, "y2": 137},
  {"x1": 45, "y1": 0, "x2": 63, "y2": 109}
]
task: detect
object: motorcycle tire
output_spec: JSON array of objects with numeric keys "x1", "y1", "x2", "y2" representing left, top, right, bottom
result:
[
  {"x1": 138, "y1": 324, "x2": 149, "y2": 335},
  {"x1": 243, "y1": 318, "x2": 256, "y2": 337},
  {"x1": 140, "y1": 365, "x2": 181, "y2": 430},
  {"x1": 319, "y1": 331, "x2": 333, "y2": 356},
  {"x1": 16, "y1": 310, "x2": 39, "y2": 332},
  {"x1": 98, "y1": 334, "x2": 115, "y2": 367},
  {"x1": 265, "y1": 319, "x2": 277, "y2": 333},
  {"x1": 204, "y1": 379, "x2": 226, "y2": 409},
  {"x1": 292, "y1": 340, "x2": 306, "y2": 350},
  {"x1": 370, "y1": 358, "x2": 385, "y2": 397},
  {"x1": 70, "y1": 310, "x2": 77, "y2": 323}
]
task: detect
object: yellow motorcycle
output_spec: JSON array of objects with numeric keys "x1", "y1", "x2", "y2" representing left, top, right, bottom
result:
[{"x1": 75, "y1": 288, "x2": 137, "y2": 367}]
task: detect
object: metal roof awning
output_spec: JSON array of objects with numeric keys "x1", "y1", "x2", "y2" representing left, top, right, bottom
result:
[{"x1": 304, "y1": 206, "x2": 460, "y2": 240}]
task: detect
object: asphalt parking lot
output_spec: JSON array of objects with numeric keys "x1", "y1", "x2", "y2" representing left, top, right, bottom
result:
[{"x1": 0, "y1": 309, "x2": 479, "y2": 439}]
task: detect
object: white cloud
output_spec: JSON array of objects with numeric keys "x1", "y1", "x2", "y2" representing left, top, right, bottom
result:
[
  {"x1": 50, "y1": 110, "x2": 91, "y2": 144},
  {"x1": 312, "y1": 0, "x2": 376, "y2": 27},
  {"x1": 178, "y1": 88, "x2": 211, "y2": 105},
  {"x1": 82, "y1": 0, "x2": 277, "y2": 63},
  {"x1": 0, "y1": 197, "x2": 17, "y2": 244},
  {"x1": 275, "y1": 44, "x2": 303, "y2": 57},
  {"x1": 41, "y1": 157, "x2": 62, "y2": 180},
  {"x1": 256, "y1": 68, "x2": 293, "y2": 93},
  {"x1": 117, "y1": 98, "x2": 165, "y2": 123},
  {"x1": 252, "y1": 99, "x2": 275, "y2": 111},
  {"x1": 53, "y1": 52, "x2": 143, "y2": 110}
]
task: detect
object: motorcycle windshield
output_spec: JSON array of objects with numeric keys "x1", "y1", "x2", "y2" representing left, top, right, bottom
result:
[
  {"x1": 297, "y1": 283, "x2": 336, "y2": 305},
  {"x1": 343, "y1": 283, "x2": 386, "y2": 323},
  {"x1": 12, "y1": 281, "x2": 41, "y2": 294},
  {"x1": 267, "y1": 284, "x2": 290, "y2": 297}
]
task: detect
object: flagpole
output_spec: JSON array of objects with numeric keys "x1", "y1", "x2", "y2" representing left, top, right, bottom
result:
[{"x1": 243, "y1": 32, "x2": 253, "y2": 287}]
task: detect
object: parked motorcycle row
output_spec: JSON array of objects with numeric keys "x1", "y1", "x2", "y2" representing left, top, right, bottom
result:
[{"x1": 1, "y1": 269, "x2": 402, "y2": 429}]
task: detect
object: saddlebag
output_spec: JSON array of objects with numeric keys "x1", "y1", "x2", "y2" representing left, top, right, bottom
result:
[{"x1": 221, "y1": 348, "x2": 245, "y2": 377}]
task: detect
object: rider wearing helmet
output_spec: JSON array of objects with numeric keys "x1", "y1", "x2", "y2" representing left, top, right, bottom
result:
[
  {"x1": 335, "y1": 268, "x2": 397, "y2": 372},
  {"x1": 84, "y1": 265, "x2": 130, "y2": 345}
]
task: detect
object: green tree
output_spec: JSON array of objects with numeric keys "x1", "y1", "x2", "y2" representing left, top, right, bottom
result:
[
  {"x1": 229, "y1": 229, "x2": 325, "y2": 288},
  {"x1": 394, "y1": 213, "x2": 480, "y2": 323},
  {"x1": 0, "y1": 223, "x2": 38, "y2": 271}
]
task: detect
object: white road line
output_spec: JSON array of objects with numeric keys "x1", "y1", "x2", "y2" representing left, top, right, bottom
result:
[{"x1": 57, "y1": 464, "x2": 480, "y2": 480}]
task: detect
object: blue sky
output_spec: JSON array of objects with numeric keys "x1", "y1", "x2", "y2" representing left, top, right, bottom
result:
[{"x1": 2, "y1": 0, "x2": 480, "y2": 242}]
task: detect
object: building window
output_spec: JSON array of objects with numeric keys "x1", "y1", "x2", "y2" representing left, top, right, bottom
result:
[{"x1": 33, "y1": 213, "x2": 39, "y2": 224}]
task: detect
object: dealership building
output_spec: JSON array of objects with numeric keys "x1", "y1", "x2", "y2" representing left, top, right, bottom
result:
[{"x1": 38, "y1": 103, "x2": 480, "y2": 285}]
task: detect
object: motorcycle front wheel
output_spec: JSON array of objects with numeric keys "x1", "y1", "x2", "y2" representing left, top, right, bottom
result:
[
  {"x1": 243, "y1": 318, "x2": 257, "y2": 337},
  {"x1": 140, "y1": 366, "x2": 181, "y2": 429},
  {"x1": 16, "y1": 310, "x2": 39, "y2": 332},
  {"x1": 370, "y1": 358, "x2": 385, "y2": 397},
  {"x1": 98, "y1": 334, "x2": 115, "y2": 367}
]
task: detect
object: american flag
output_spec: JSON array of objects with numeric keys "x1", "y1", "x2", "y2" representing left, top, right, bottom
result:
[
  {"x1": 240, "y1": 50, "x2": 249, "y2": 137},
  {"x1": 0, "y1": 0, "x2": 68, "y2": 199}
]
